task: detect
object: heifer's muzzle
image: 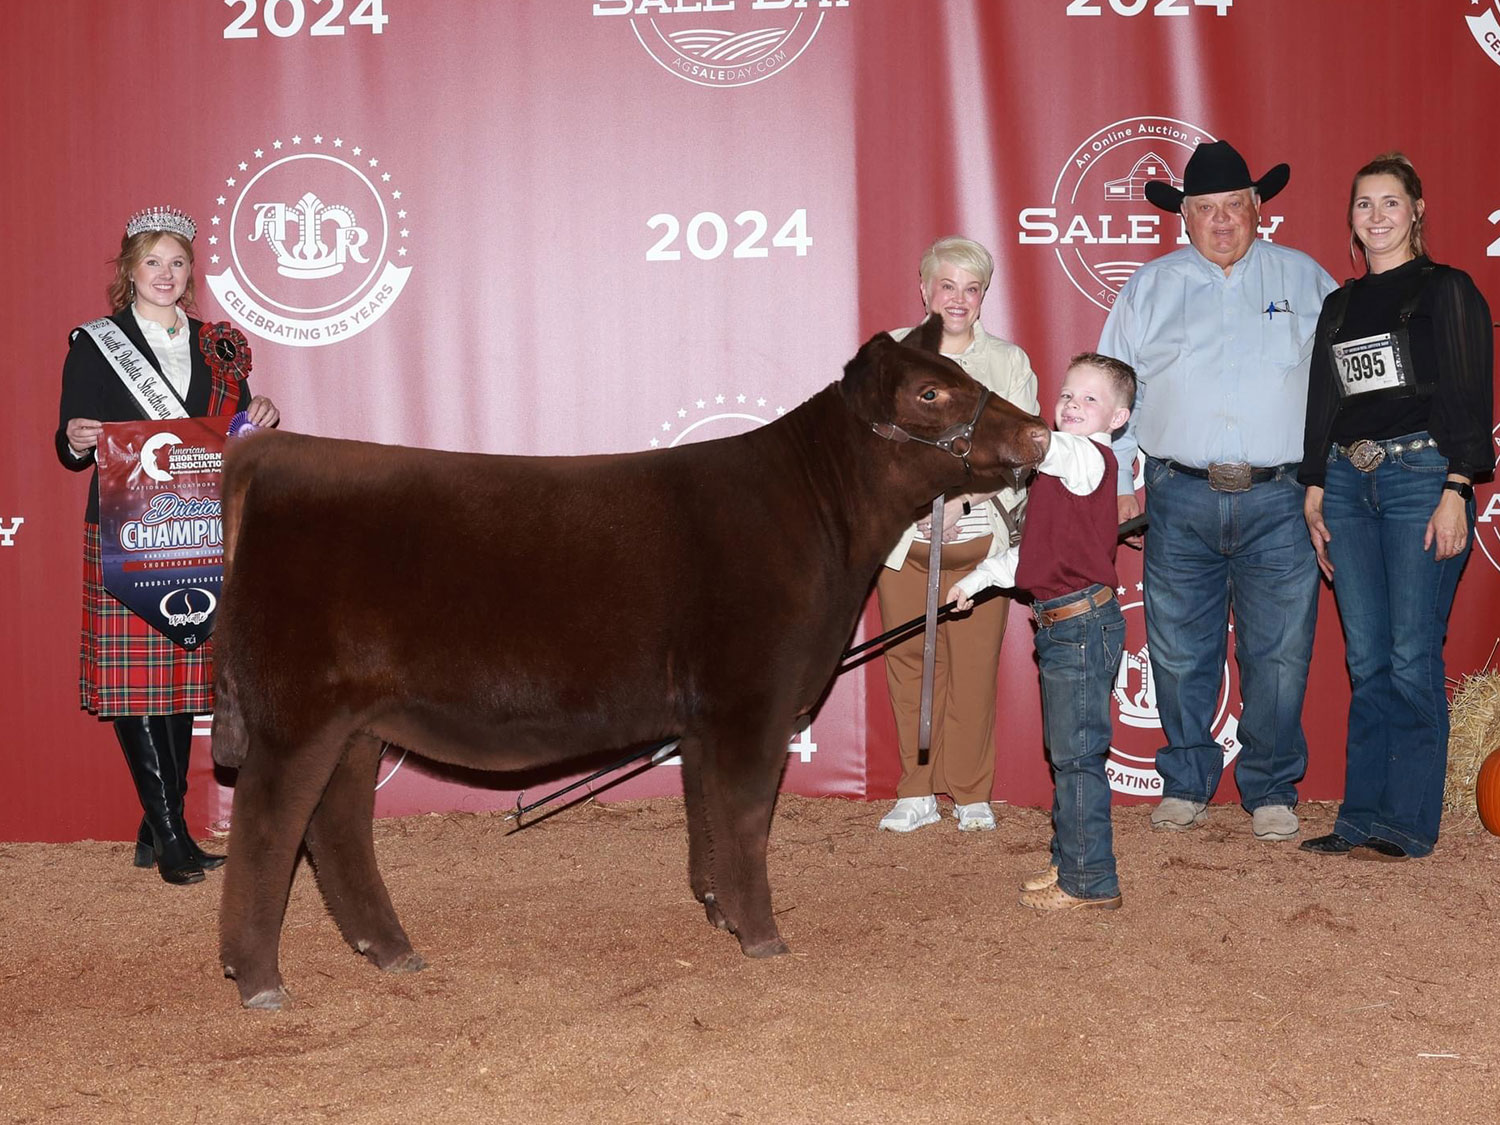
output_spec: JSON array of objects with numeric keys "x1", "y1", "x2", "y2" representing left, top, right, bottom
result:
[{"x1": 870, "y1": 388, "x2": 991, "y2": 475}]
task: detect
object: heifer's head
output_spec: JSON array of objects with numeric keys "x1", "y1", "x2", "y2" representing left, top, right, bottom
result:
[{"x1": 843, "y1": 315, "x2": 1048, "y2": 489}]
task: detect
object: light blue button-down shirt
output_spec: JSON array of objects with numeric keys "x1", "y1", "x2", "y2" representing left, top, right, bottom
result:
[{"x1": 1098, "y1": 237, "x2": 1337, "y2": 493}]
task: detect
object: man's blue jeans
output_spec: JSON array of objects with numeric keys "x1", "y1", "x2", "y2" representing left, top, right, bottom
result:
[
  {"x1": 1142, "y1": 457, "x2": 1319, "y2": 810},
  {"x1": 1322, "y1": 438, "x2": 1470, "y2": 856},
  {"x1": 1035, "y1": 587, "x2": 1125, "y2": 899}
]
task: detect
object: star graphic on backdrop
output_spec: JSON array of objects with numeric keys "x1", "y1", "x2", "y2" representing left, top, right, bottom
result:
[
  {"x1": 313, "y1": 134, "x2": 323, "y2": 143},
  {"x1": 715, "y1": 395, "x2": 725, "y2": 404},
  {"x1": 736, "y1": 394, "x2": 746, "y2": 403},
  {"x1": 695, "y1": 399, "x2": 705, "y2": 409},
  {"x1": 352, "y1": 146, "x2": 362, "y2": 156},
  {"x1": 216, "y1": 196, "x2": 225, "y2": 205},
  {"x1": 333, "y1": 138, "x2": 343, "y2": 147},
  {"x1": 272, "y1": 140, "x2": 282, "y2": 149},
  {"x1": 291, "y1": 135, "x2": 301, "y2": 144},
  {"x1": 677, "y1": 409, "x2": 687, "y2": 418}
]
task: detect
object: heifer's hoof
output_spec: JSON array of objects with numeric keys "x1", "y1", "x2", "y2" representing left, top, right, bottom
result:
[
  {"x1": 380, "y1": 951, "x2": 428, "y2": 974},
  {"x1": 739, "y1": 936, "x2": 791, "y2": 959},
  {"x1": 241, "y1": 986, "x2": 289, "y2": 1011}
]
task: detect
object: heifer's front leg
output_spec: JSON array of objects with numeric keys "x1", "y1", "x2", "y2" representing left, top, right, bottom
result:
[
  {"x1": 219, "y1": 735, "x2": 345, "y2": 1010},
  {"x1": 303, "y1": 733, "x2": 425, "y2": 976},
  {"x1": 683, "y1": 722, "x2": 791, "y2": 958}
]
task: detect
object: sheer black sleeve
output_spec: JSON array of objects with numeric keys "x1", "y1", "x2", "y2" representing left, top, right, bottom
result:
[
  {"x1": 1299, "y1": 288, "x2": 1347, "y2": 488},
  {"x1": 1426, "y1": 267, "x2": 1495, "y2": 482}
]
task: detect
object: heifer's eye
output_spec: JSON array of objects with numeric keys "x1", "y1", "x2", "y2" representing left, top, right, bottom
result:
[{"x1": 920, "y1": 390, "x2": 937, "y2": 402}]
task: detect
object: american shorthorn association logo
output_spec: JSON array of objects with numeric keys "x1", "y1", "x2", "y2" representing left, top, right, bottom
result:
[
  {"x1": 1467, "y1": 0, "x2": 1500, "y2": 68},
  {"x1": 594, "y1": 0, "x2": 848, "y2": 89},
  {"x1": 1107, "y1": 593, "x2": 1241, "y2": 796},
  {"x1": 204, "y1": 133, "x2": 412, "y2": 347}
]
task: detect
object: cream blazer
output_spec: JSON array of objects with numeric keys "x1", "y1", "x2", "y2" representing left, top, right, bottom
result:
[{"x1": 882, "y1": 321, "x2": 1040, "y2": 570}]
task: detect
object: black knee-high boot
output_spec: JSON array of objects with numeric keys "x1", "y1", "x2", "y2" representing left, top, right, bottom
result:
[
  {"x1": 114, "y1": 716, "x2": 204, "y2": 885},
  {"x1": 164, "y1": 712, "x2": 225, "y2": 870}
]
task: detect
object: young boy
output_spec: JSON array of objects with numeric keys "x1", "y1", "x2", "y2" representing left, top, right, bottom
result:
[{"x1": 949, "y1": 353, "x2": 1136, "y2": 911}]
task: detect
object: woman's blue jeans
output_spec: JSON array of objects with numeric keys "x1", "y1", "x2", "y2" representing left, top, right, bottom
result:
[
  {"x1": 1035, "y1": 587, "x2": 1125, "y2": 899},
  {"x1": 1322, "y1": 437, "x2": 1471, "y2": 856}
]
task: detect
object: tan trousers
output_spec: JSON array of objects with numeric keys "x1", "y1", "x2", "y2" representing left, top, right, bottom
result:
[{"x1": 876, "y1": 536, "x2": 1010, "y2": 805}]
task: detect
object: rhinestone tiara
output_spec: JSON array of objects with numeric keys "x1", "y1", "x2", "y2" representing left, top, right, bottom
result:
[{"x1": 125, "y1": 206, "x2": 197, "y2": 242}]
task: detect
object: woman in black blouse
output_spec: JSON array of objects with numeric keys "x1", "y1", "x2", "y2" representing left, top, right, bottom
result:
[{"x1": 1300, "y1": 153, "x2": 1494, "y2": 861}]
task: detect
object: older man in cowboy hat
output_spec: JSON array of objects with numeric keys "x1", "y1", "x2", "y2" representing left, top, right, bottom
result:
[{"x1": 1098, "y1": 140, "x2": 1337, "y2": 842}]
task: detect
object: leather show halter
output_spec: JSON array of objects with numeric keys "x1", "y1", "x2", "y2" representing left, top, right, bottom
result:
[{"x1": 870, "y1": 387, "x2": 992, "y2": 765}]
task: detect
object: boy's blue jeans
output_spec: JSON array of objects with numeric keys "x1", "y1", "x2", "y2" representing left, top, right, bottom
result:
[
  {"x1": 1322, "y1": 437, "x2": 1470, "y2": 856},
  {"x1": 1034, "y1": 585, "x2": 1125, "y2": 899}
]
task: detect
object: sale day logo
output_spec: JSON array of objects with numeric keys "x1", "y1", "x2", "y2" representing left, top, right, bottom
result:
[
  {"x1": 204, "y1": 133, "x2": 412, "y2": 347},
  {"x1": 594, "y1": 0, "x2": 849, "y2": 89}
]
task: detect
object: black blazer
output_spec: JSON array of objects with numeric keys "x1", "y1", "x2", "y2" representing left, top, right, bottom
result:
[{"x1": 55, "y1": 309, "x2": 251, "y2": 521}]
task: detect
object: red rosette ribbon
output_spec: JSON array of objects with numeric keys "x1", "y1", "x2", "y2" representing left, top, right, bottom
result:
[{"x1": 198, "y1": 321, "x2": 253, "y2": 382}]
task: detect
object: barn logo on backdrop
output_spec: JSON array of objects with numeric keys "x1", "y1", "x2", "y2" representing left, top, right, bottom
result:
[
  {"x1": 1017, "y1": 117, "x2": 1289, "y2": 311},
  {"x1": 1466, "y1": 1, "x2": 1500, "y2": 69},
  {"x1": 1107, "y1": 594, "x2": 1241, "y2": 796},
  {"x1": 204, "y1": 134, "x2": 412, "y2": 347},
  {"x1": 1473, "y1": 423, "x2": 1500, "y2": 574},
  {"x1": 594, "y1": 0, "x2": 848, "y2": 89},
  {"x1": 645, "y1": 390, "x2": 818, "y2": 763}
]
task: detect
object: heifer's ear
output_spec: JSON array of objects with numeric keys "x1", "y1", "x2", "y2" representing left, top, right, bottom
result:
[
  {"x1": 905, "y1": 313, "x2": 944, "y2": 355},
  {"x1": 841, "y1": 330, "x2": 902, "y2": 423}
]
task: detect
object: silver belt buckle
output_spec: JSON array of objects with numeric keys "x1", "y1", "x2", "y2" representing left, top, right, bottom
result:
[
  {"x1": 1207, "y1": 462, "x2": 1253, "y2": 492},
  {"x1": 1346, "y1": 439, "x2": 1386, "y2": 473}
]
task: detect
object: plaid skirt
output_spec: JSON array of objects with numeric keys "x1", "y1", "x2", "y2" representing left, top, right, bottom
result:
[{"x1": 80, "y1": 522, "x2": 216, "y2": 717}]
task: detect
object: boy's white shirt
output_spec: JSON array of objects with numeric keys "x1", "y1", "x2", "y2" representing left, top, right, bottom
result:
[{"x1": 954, "y1": 431, "x2": 1110, "y2": 598}]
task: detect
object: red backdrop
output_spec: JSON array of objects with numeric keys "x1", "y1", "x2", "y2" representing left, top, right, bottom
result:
[{"x1": 5, "y1": 0, "x2": 1499, "y2": 841}]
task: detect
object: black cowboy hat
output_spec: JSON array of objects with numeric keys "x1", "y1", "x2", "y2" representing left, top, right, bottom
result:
[{"x1": 1144, "y1": 140, "x2": 1290, "y2": 212}]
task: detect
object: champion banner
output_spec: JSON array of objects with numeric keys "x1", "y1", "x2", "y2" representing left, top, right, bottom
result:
[{"x1": 96, "y1": 418, "x2": 231, "y2": 651}]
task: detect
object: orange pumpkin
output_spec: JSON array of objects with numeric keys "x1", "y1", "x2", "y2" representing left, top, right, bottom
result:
[{"x1": 1478, "y1": 748, "x2": 1500, "y2": 836}]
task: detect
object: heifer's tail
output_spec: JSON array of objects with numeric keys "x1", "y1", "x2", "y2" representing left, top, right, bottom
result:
[{"x1": 210, "y1": 433, "x2": 264, "y2": 769}]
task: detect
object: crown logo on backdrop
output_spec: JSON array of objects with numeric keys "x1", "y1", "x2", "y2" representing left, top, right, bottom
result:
[
  {"x1": 249, "y1": 191, "x2": 370, "y2": 280},
  {"x1": 1113, "y1": 645, "x2": 1158, "y2": 728},
  {"x1": 126, "y1": 206, "x2": 197, "y2": 242}
]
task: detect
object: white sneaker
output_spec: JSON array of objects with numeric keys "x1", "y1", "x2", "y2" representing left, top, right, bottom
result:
[
  {"x1": 954, "y1": 802, "x2": 996, "y2": 832},
  {"x1": 878, "y1": 796, "x2": 940, "y2": 833}
]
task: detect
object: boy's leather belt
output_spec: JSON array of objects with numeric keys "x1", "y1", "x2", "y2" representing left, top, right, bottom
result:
[{"x1": 1035, "y1": 586, "x2": 1115, "y2": 627}]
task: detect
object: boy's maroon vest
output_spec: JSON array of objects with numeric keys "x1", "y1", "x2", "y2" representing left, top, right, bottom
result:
[{"x1": 1013, "y1": 438, "x2": 1120, "y2": 603}]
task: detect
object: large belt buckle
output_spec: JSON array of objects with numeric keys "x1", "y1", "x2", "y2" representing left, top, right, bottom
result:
[
  {"x1": 1346, "y1": 439, "x2": 1386, "y2": 473},
  {"x1": 1207, "y1": 462, "x2": 1253, "y2": 493}
]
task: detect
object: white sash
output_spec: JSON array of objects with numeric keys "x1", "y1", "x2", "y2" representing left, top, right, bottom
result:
[{"x1": 75, "y1": 318, "x2": 188, "y2": 421}]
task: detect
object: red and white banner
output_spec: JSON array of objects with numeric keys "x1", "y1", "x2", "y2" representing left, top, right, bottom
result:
[{"x1": 5, "y1": 1, "x2": 1498, "y2": 841}]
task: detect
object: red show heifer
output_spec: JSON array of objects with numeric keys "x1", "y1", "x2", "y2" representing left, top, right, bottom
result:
[{"x1": 212, "y1": 317, "x2": 1049, "y2": 1009}]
